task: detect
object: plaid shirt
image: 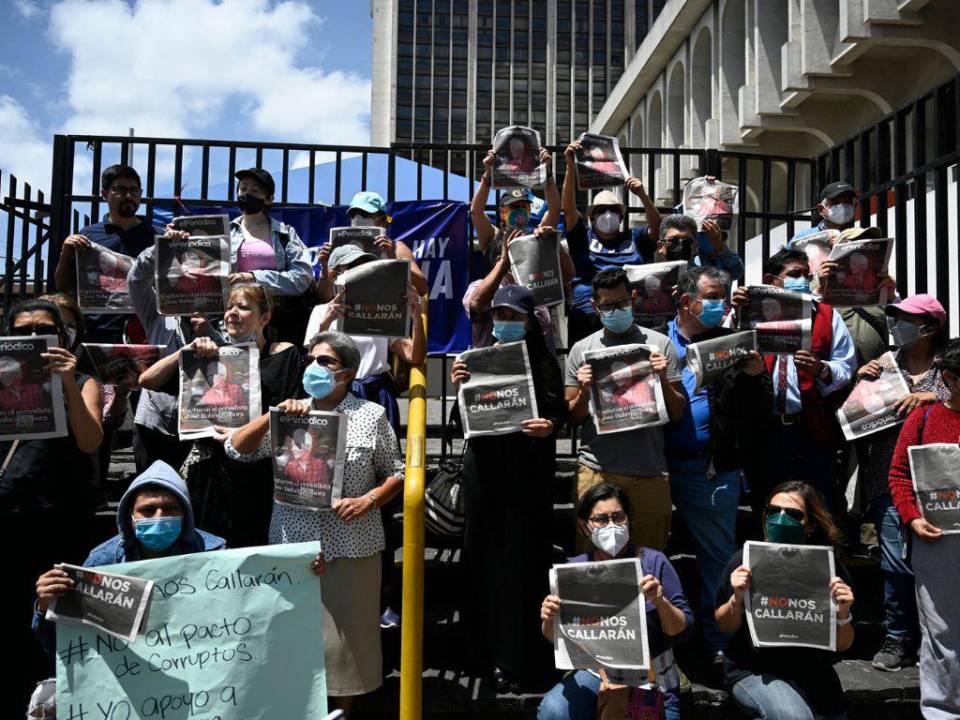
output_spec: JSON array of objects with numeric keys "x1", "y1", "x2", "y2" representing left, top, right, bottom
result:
[{"x1": 285, "y1": 456, "x2": 331, "y2": 487}]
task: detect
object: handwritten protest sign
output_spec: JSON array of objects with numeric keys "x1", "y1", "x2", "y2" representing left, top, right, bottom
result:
[{"x1": 56, "y1": 543, "x2": 327, "y2": 720}]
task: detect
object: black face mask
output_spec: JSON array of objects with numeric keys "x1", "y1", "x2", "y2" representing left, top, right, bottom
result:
[
  {"x1": 666, "y1": 236, "x2": 693, "y2": 262},
  {"x1": 237, "y1": 193, "x2": 266, "y2": 215}
]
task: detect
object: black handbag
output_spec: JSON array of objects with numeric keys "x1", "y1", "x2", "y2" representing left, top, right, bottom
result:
[{"x1": 424, "y1": 452, "x2": 465, "y2": 537}]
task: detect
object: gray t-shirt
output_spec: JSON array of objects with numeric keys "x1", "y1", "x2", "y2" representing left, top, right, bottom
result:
[{"x1": 565, "y1": 325, "x2": 682, "y2": 476}]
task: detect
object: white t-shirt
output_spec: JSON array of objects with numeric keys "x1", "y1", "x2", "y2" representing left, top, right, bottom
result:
[{"x1": 304, "y1": 304, "x2": 399, "y2": 379}]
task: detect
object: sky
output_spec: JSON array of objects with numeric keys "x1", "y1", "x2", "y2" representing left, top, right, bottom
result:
[{"x1": 0, "y1": 0, "x2": 375, "y2": 193}]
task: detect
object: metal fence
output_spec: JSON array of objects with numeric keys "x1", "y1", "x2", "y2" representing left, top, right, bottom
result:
[{"x1": 0, "y1": 169, "x2": 52, "y2": 311}]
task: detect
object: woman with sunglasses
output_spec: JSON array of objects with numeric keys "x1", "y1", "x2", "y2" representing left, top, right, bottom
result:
[
  {"x1": 537, "y1": 483, "x2": 693, "y2": 720},
  {"x1": 714, "y1": 481, "x2": 855, "y2": 720}
]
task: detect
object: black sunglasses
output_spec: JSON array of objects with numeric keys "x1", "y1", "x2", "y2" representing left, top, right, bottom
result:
[
  {"x1": 311, "y1": 355, "x2": 343, "y2": 369},
  {"x1": 765, "y1": 504, "x2": 805, "y2": 523},
  {"x1": 11, "y1": 324, "x2": 59, "y2": 337}
]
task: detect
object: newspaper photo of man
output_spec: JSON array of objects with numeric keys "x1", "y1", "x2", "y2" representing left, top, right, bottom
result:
[
  {"x1": 502, "y1": 135, "x2": 538, "y2": 175},
  {"x1": 172, "y1": 249, "x2": 220, "y2": 295},
  {"x1": 279, "y1": 429, "x2": 334, "y2": 488},
  {"x1": 195, "y1": 361, "x2": 243, "y2": 408},
  {"x1": 600, "y1": 360, "x2": 656, "y2": 410},
  {"x1": 0, "y1": 355, "x2": 47, "y2": 411},
  {"x1": 841, "y1": 252, "x2": 879, "y2": 292},
  {"x1": 639, "y1": 275, "x2": 675, "y2": 317}
]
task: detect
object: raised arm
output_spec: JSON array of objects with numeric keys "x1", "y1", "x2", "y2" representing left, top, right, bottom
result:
[
  {"x1": 625, "y1": 177, "x2": 660, "y2": 239},
  {"x1": 539, "y1": 148, "x2": 561, "y2": 230},
  {"x1": 54, "y1": 234, "x2": 92, "y2": 293},
  {"x1": 471, "y1": 151, "x2": 497, "y2": 251},
  {"x1": 562, "y1": 142, "x2": 581, "y2": 230}
]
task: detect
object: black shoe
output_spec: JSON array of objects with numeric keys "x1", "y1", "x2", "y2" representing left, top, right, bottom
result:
[
  {"x1": 493, "y1": 667, "x2": 510, "y2": 693},
  {"x1": 872, "y1": 635, "x2": 918, "y2": 672}
]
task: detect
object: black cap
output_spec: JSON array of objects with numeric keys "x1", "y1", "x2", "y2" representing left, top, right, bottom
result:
[
  {"x1": 499, "y1": 189, "x2": 531, "y2": 208},
  {"x1": 491, "y1": 284, "x2": 535, "y2": 315},
  {"x1": 235, "y1": 168, "x2": 275, "y2": 196},
  {"x1": 820, "y1": 181, "x2": 856, "y2": 202}
]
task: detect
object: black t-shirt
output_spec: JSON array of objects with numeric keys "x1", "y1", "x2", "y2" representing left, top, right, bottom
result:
[{"x1": 715, "y1": 548, "x2": 852, "y2": 715}]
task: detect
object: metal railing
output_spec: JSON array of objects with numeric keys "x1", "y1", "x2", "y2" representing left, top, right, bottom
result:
[{"x1": 0, "y1": 169, "x2": 53, "y2": 309}]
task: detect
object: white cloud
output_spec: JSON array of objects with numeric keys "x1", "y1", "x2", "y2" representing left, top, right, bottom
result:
[
  {"x1": 0, "y1": 95, "x2": 55, "y2": 188},
  {"x1": 14, "y1": 0, "x2": 42, "y2": 19}
]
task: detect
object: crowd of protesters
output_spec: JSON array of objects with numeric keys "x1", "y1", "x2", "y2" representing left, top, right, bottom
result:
[{"x1": 2, "y1": 153, "x2": 957, "y2": 720}]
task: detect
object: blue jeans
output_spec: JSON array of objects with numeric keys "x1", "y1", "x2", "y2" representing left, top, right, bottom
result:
[
  {"x1": 668, "y1": 458, "x2": 740, "y2": 653},
  {"x1": 732, "y1": 674, "x2": 846, "y2": 720},
  {"x1": 538, "y1": 670, "x2": 680, "y2": 720},
  {"x1": 867, "y1": 493, "x2": 919, "y2": 641}
]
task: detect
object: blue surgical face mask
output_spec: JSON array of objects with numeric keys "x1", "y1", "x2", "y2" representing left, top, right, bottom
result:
[
  {"x1": 492, "y1": 320, "x2": 526, "y2": 344},
  {"x1": 783, "y1": 276, "x2": 811, "y2": 295},
  {"x1": 303, "y1": 362, "x2": 338, "y2": 400},
  {"x1": 695, "y1": 298, "x2": 726, "y2": 328},
  {"x1": 765, "y1": 511, "x2": 806, "y2": 544},
  {"x1": 134, "y1": 516, "x2": 183, "y2": 553},
  {"x1": 600, "y1": 306, "x2": 635, "y2": 334}
]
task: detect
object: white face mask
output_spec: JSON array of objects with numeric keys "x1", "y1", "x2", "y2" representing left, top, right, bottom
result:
[
  {"x1": 824, "y1": 202, "x2": 854, "y2": 226},
  {"x1": 590, "y1": 522, "x2": 630, "y2": 557},
  {"x1": 594, "y1": 210, "x2": 621, "y2": 235},
  {"x1": 351, "y1": 215, "x2": 378, "y2": 228}
]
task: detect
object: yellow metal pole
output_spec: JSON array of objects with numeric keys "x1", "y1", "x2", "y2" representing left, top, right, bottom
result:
[{"x1": 400, "y1": 296, "x2": 427, "y2": 720}]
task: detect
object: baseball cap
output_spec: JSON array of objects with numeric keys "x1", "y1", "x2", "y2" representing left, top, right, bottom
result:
[
  {"x1": 587, "y1": 189, "x2": 626, "y2": 216},
  {"x1": 348, "y1": 191, "x2": 391, "y2": 221},
  {"x1": 836, "y1": 226, "x2": 883, "y2": 243},
  {"x1": 499, "y1": 189, "x2": 531, "y2": 208},
  {"x1": 884, "y1": 294, "x2": 947, "y2": 328},
  {"x1": 491, "y1": 284, "x2": 535, "y2": 315},
  {"x1": 234, "y1": 168, "x2": 275, "y2": 196},
  {"x1": 329, "y1": 245, "x2": 377, "y2": 270},
  {"x1": 820, "y1": 181, "x2": 857, "y2": 202}
]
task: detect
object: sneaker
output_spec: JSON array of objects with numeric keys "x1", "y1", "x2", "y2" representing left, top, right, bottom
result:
[
  {"x1": 379, "y1": 607, "x2": 400, "y2": 630},
  {"x1": 871, "y1": 635, "x2": 918, "y2": 672}
]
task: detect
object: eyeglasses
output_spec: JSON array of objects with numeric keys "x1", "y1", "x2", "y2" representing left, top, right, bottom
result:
[
  {"x1": 107, "y1": 185, "x2": 142, "y2": 198},
  {"x1": 11, "y1": 324, "x2": 59, "y2": 336},
  {"x1": 596, "y1": 298, "x2": 633, "y2": 315},
  {"x1": 765, "y1": 505, "x2": 805, "y2": 523},
  {"x1": 588, "y1": 511, "x2": 628, "y2": 526},
  {"x1": 311, "y1": 355, "x2": 343, "y2": 369}
]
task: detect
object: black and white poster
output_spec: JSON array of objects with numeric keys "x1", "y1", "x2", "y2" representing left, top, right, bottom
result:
[
  {"x1": 821, "y1": 237, "x2": 894, "y2": 307},
  {"x1": 682, "y1": 177, "x2": 740, "y2": 231},
  {"x1": 625, "y1": 261, "x2": 686, "y2": 329},
  {"x1": 737, "y1": 285, "x2": 813, "y2": 354},
  {"x1": 335, "y1": 259, "x2": 410, "y2": 337},
  {"x1": 585, "y1": 343, "x2": 668, "y2": 435},
  {"x1": 171, "y1": 214, "x2": 231, "y2": 237},
  {"x1": 686, "y1": 331, "x2": 758, "y2": 393},
  {"x1": 908, "y1": 444, "x2": 960, "y2": 535},
  {"x1": 507, "y1": 232, "x2": 565, "y2": 307},
  {"x1": 743, "y1": 541, "x2": 836, "y2": 651},
  {"x1": 837, "y1": 351, "x2": 910, "y2": 441},
  {"x1": 155, "y1": 234, "x2": 230, "y2": 316},
  {"x1": 492, "y1": 125, "x2": 547, "y2": 189},
  {"x1": 0, "y1": 335, "x2": 67, "y2": 441},
  {"x1": 46, "y1": 564, "x2": 154, "y2": 643},
  {"x1": 791, "y1": 229, "x2": 839, "y2": 295},
  {"x1": 328, "y1": 226, "x2": 381, "y2": 256},
  {"x1": 75, "y1": 243, "x2": 134, "y2": 314},
  {"x1": 550, "y1": 558, "x2": 649, "y2": 671},
  {"x1": 270, "y1": 409, "x2": 348, "y2": 510},
  {"x1": 574, "y1": 132, "x2": 628, "y2": 190},
  {"x1": 457, "y1": 341, "x2": 538, "y2": 438},
  {"x1": 178, "y1": 344, "x2": 261, "y2": 440},
  {"x1": 80, "y1": 343, "x2": 163, "y2": 389}
]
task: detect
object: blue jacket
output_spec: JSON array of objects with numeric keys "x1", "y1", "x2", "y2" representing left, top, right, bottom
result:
[{"x1": 229, "y1": 216, "x2": 314, "y2": 295}]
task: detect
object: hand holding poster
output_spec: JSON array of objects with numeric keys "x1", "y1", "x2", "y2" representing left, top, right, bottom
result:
[
  {"x1": 585, "y1": 344, "x2": 668, "y2": 434},
  {"x1": 836, "y1": 351, "x2": 910, "y2": 440},
  {"x1": 574, "y1": 133, "x2": 629, "y2": 190},
  {"x1": 457, "y1": 341, "x2": 538, "y2": 438},
  {"x1": 178, "y1": 344, "x2": 261, "y2": 440},
  {"x1": 328, "y1": 226, "x2": 381, "y2": 257},
  {"x1": 56, "y1": 543, "x2": 328, "y2": 720},
  {"x1": 46, "y1": 564, "x2": 154, "y2": 642},
  {"x1": 737, "y1": 285, "x2": 812, "y2": 353},
  {"x1": 492, "y1": 125, "x2": 547, "y2": 189},
  {"x1": 507, "y1": 231, "x2": 565, "y2": 307},
  {"x1": 80, "y1": 344, "x2": 163, "y2": 389},
  {"x1": 156, "y1": 233, "x2": 230, "y2": 315},
  {"x1": 625, "y1": 261, "x2": 686, "y2": 329},
  {"x1": 0, "y1": 335, "x2": 67, "y2": 441},
  {"x1": 743, "y1": 541, "x2": 836, "y2": 651},
  {"x1": 335, "y1": 259, "x2": 411, "y2": 337},
  {"x1": 171, "y1": 214, "x2": 231, "y2": 237},
  {"x1": 686, "y1": 331, "x2": 758, "y2": 392},
  {"x1": 550, "y1": 558, "x2": 649, "y2": 671},
  {"x1": 821, "y1": 237, "x2": 894, "y2": 307},
  {"x1": 683, "y1": 176, "x2": 740, "y2": 231},
  {"x1": 75, "y1": 243, "x2": 135, "y2": 314},
  {"x1": 791, "y1": 230, "x2": 839, "y2": 295},
  {"x1": 270, "y1": 409, "x2": 348, "y2": 509},
  {"x1": 908, "y1": 444, "x2": 960, "y2": 534}
]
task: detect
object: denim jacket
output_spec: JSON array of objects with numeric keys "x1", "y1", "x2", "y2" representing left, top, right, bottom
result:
[{"x1": 229, "y1": 216, "x2": 314, "y2": 296}]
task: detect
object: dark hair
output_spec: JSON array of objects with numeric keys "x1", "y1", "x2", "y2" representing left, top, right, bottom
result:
[
  {"x1": 577, "y1": 483, "x2": 634, "y2": 523},
  {"x1": 40, "y1": 293, "x2": 85, "y2": 345},
  {"x1": 6, "y1": 298, "x2": 65, "y2": 338},
  {"x1": 591, "y1": 268, "x2": 630, "y2": 300},
  {"x1": 765, "y1": 481, "x2": 841, "y2": 547},
  {"x1": 658, "y1": 214, "x2": 698, "y2": 242},
  {"x1": 764, "y1": 249, "x2": 809, "y2": 278},
  {"x1": 101, "y1": 164, "x2": 141, "y2": 191},
  {"x1": 677, "y1": 266, "x2": 731, "y2": 299},
  {"x1": 939, "y1": 338, "x2": 960, "y2": 377}
]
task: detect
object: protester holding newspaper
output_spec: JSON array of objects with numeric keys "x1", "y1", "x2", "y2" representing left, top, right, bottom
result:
[
  {"x1": 789, "y1": 181, "x2": 859, "y2": 244},
  {"x1": 886, "y1": 338, "x2": 960, "y2": 716},
  {"x1": 714, "y1": 481, "x2": 855, "y2": 720},
  {"x1": 450, "y1": 284, "x2": 566, "y2": 690},
  {"x1": 565, "y1": 268, "x2": 686, "y2": 552},
  {"x1": 227, "y1": 331, "x2": 404, "y2": 713},
  {"x1": 664, "y1": 266, "x2": 771, "y2": 663},
  {"x1": 655, "y1": 213, "x2": 745, "y2": 281},
  {"x1": 538, "y1": 483, "x2": 693, "y2": 720}
]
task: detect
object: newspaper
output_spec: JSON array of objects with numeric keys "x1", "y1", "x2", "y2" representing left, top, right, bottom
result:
[
  {"x1": 737, "y1": 285, "x2": 813, "y2": 353},
  {"x1": 328, "y1": 226, "x2": 381, "y2": 256},
  {"x1": 686, "y1": 331, "x2": 758, "y2": 393},
  {"x1": 457, "y1": 341, "x2": 538, "y2": 438},
  {"x1": 550, "y1": 558, "x2": 649, "y2": 671},
  {"x1": 821, "y1": 237, "x2": 894, "y2": 307},
  {"x1": 574, "y1": 132, "x2": 629, "y2": 190},
  {"x1": 625, "y1": 261, "x2": 686, "y2": 329},
  {"x1": 171, "y1": 214, "x2": 231, "y2": 237},
  {"x1": 507, "y1": 232, "x2": 565, "y2": 307},
  {"x1": 584, "y1": 344, "x2": 668, "y2": 435},
  {"x1": 682, "y1": 176, "x2": 740, "y2": 231},
  {"x1": 492, "y1": 125, "x2": 547, "y2": 189},
  {"x1": 836, "y1": 351, "x2": 910, "y2": 441},
  {"x1": 46, "y1": 564, "x2": 154, "y2": 643},
  {"x1": 743, "y1": 541, "x2": 837, "y2": 651},
  {"x1": 791, "y1": 229, "x2": 839, "y2": 295},
  {"x1": 177, "y1": 343, "x2": 261, "y2": 440},
  {"x1": 75, "y1": 243, "x2": 135, "y2": 314},
  {"x1": 0, "y1": 335, "x2": 67, "y2": 441},
  {"x1": 79, "y1": 343, "x2": 163, "y2": 389},
  {"x1": 335, "y1": 259, "x2": 411, "y2": 337},
  {"x1": 270, "y1": 409, "x2": 348, "y2": 510},
  {"x1": 908, "y1": 444, "x2": 960, "y2": 535},
  {"x1": 155, "y1": 234, "x2": 230, "y2": 315}
]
